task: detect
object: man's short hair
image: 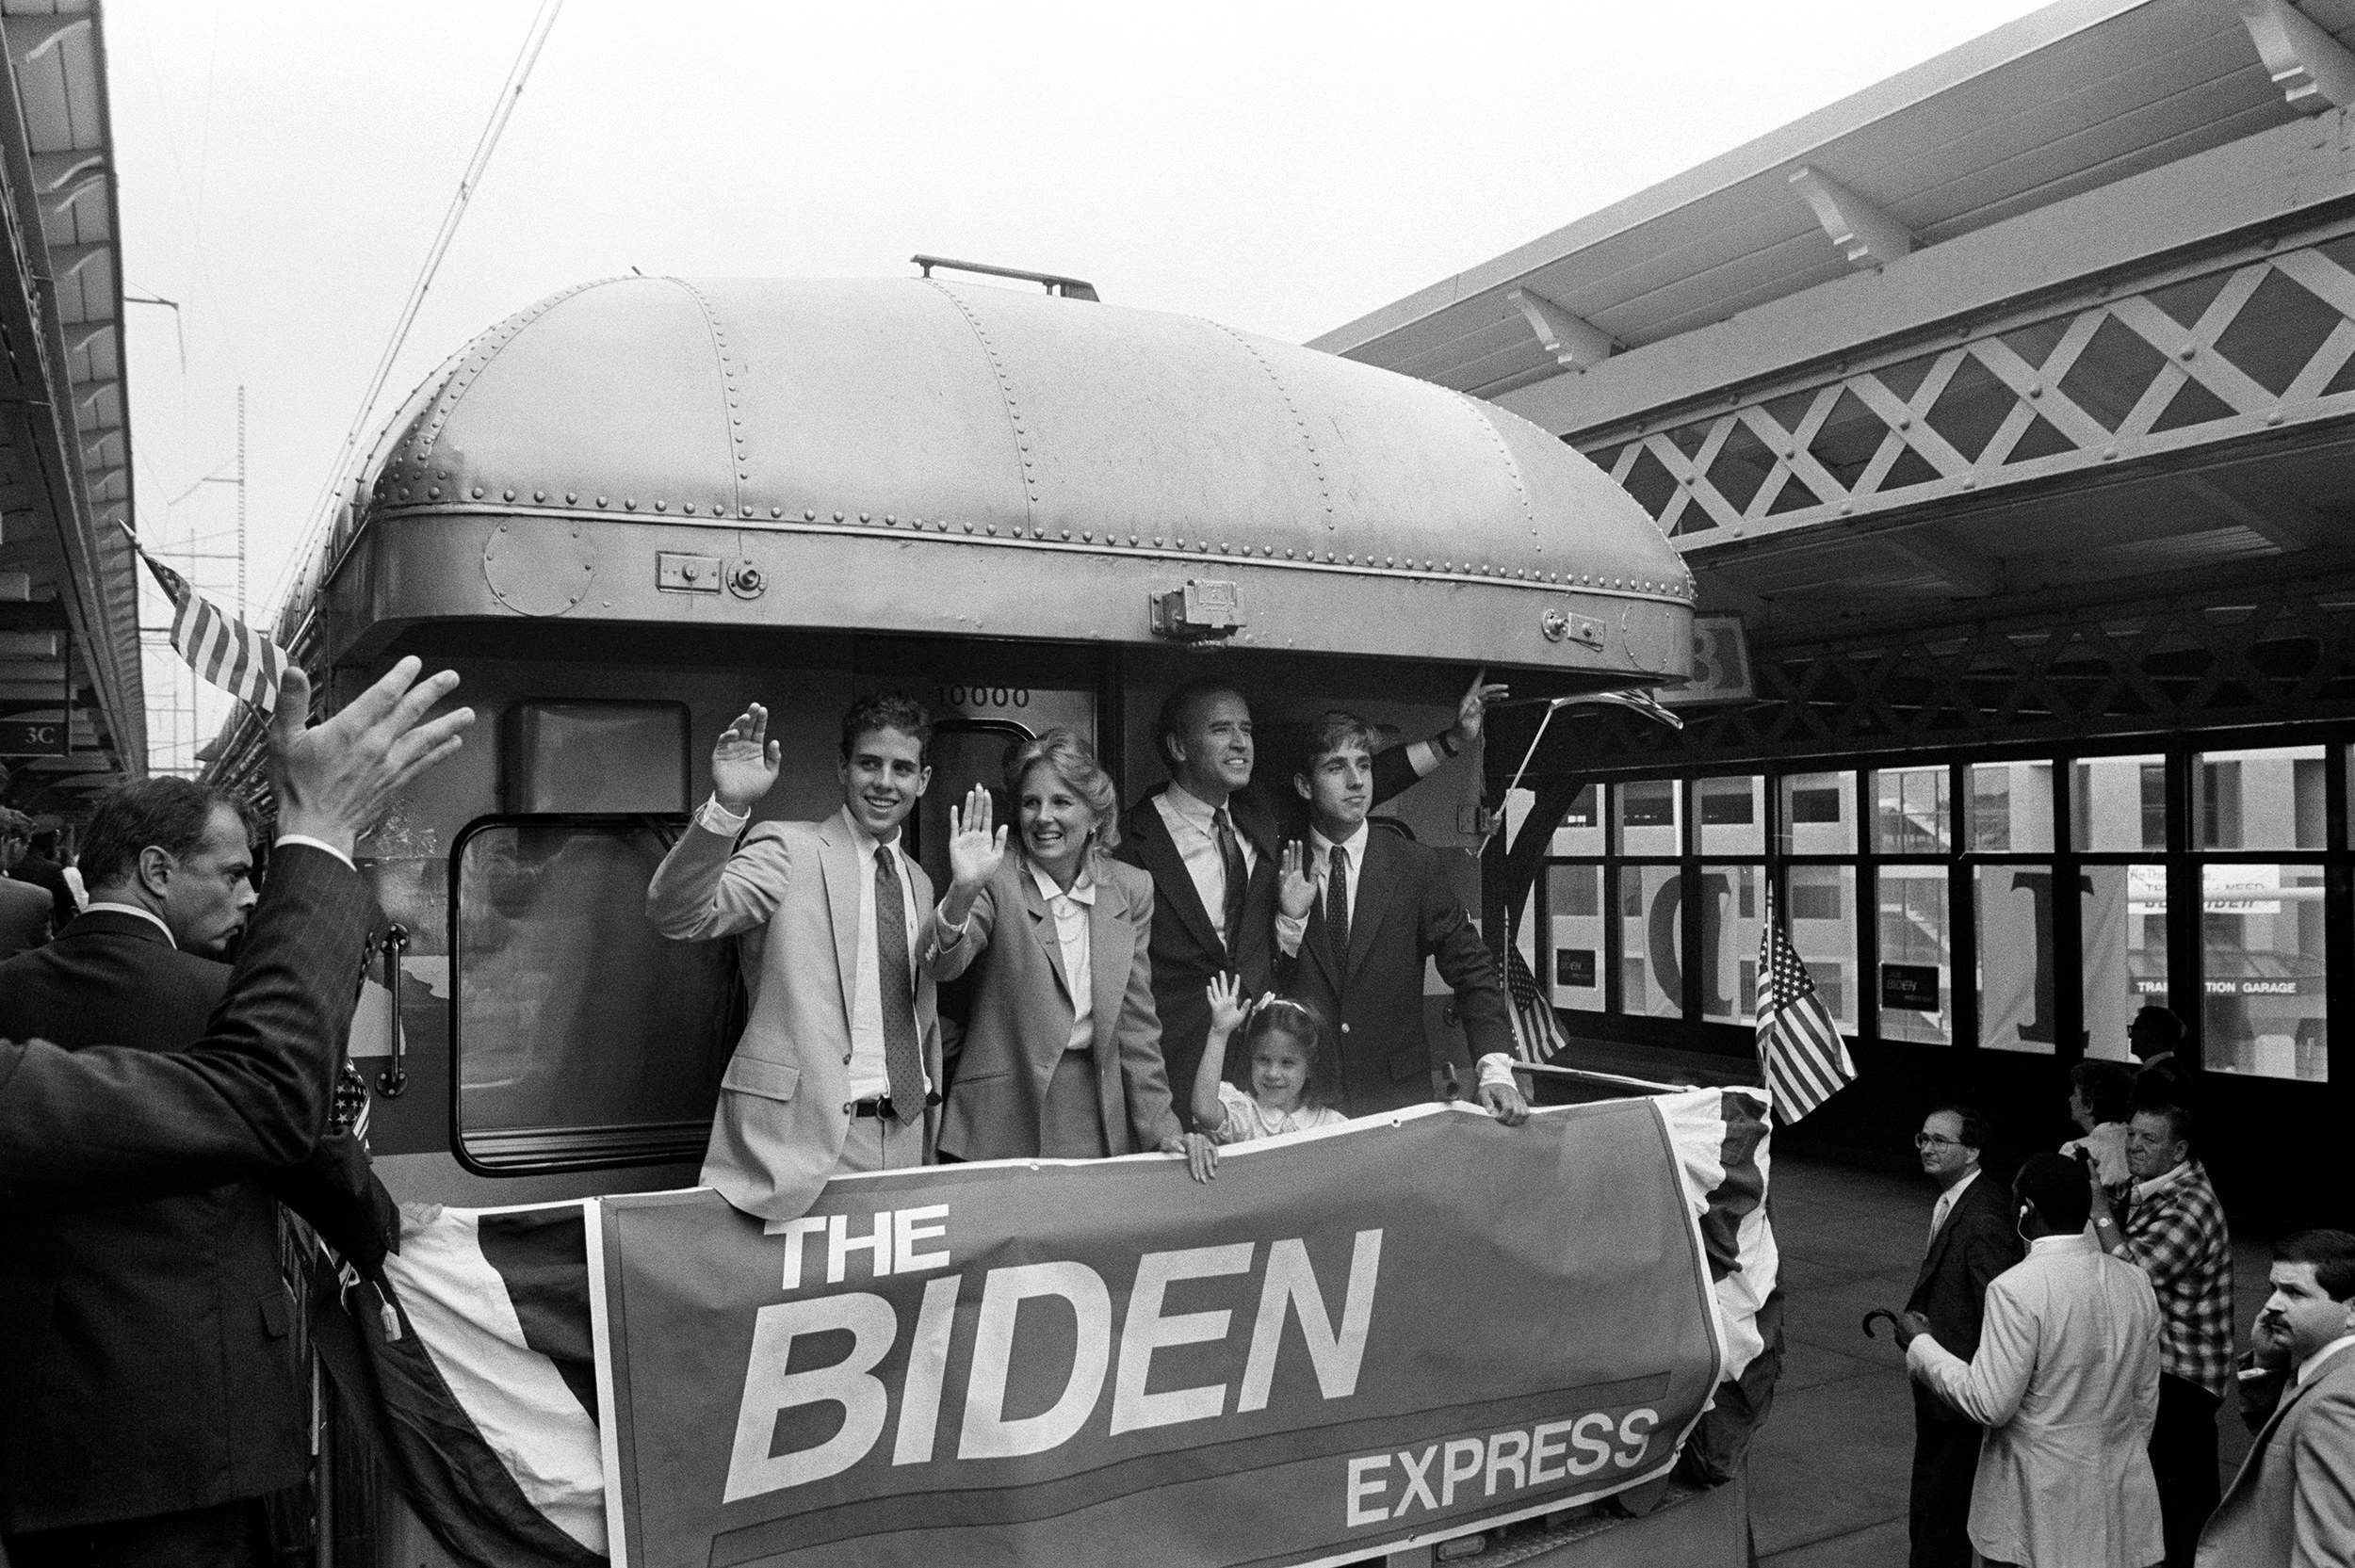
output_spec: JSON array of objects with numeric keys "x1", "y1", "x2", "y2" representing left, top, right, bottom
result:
[
  {"x1": 1296, "y1": 711, "x2": 1382, "y2": 775},
  {"x1": 2132, "y1": 1004, "x2": 2185, "y2": 1049},
  {"x1": 0, "y1": 807, "x2": 30, "y2": 841},
  {"x1": 1929, "y1": 1103, "x2": 1990, "y2": 1152},
  {"x1": 1153, "y1": 679, "x2": 1244, "y2": 774},
  {"x1": 2015, "y1": 1152, "x2": 2092, "y2": 1234},
  {"x1": 2069, "y1": 1059, "x2": 2137, "y2": 1125},
  {"x1": 2277, "y1": 1230, "x2": 2355, "y2": 1301},
  {"x1": 78, "y1": 779, "x2": 255, "y2": 890},
  {"x1": 2133, "y1": 1099, "x2": 2195, "y2": 1150},
  {"x1": 839, "y1": 694, "x2": 933, "y2": 761}
]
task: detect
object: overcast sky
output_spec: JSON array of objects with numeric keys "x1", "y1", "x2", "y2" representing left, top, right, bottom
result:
[{"x1": 108, "y1": 0, "x2": 2055, "y2": 767}]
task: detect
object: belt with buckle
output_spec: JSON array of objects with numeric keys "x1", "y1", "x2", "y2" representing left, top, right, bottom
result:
[{"x1": 852, "y1": 1092, "x2": 940, "y2": 1119}]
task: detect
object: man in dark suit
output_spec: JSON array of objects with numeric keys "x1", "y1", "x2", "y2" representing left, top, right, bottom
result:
[
  {"x1": 1116, "y1": 676, "x2": 1502, "y2": 1129},
  {"x1": 0, "y1": 658, "x2": 473, "y2": 1568},
  {"x1": 11, "y1": 828, "x2": 80, "y2": 934},
  {"x1": 0, "y1": 811, "x2": 47, "y2": 958},
  {"x1": 1272, "y1": 710, "x2": 1524, "y2": 1119},
  {"x1": 1898, "y1": 1104, "x2": 2022, "y2": 1568}
]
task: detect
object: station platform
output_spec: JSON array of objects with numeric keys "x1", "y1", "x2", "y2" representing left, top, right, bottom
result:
[{"x1": 1754, "y1": 1153, "x2": 2274, "y2": 1566}]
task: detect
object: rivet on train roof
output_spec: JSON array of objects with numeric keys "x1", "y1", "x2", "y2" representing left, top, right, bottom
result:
[
  {"x1": 564, "y1": 493, "x2": 577, "y2": 504},
  {"x1": 597, "y1": 496, "x2": 609, "y2": 508},
  {"x1": 986, "y1": 524, "x2": 998, "y2": 535},
  {"x1": 471, "y1": 486, "x2": 484, "y2": 498},
  {"x1": 742, "y1": 506, "x2": 755, "y2": 519},
  {"x1": 429, "y1": 488, "x2": 441, "y2": 499},
  {"x1": 505, "y1": 489, "x2": 518, "y2": 501},
  {"x1": 886, "y1": 515, "x2": 898, "y2": 525},
  {"x1": 963, "y1": 521, "x2": 974, "y2": 534}
]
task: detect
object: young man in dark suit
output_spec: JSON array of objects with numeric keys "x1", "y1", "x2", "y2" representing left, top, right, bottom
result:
[
  {"x1": 0, "y1": 664, "x2": 457, "y2": 1568},
  {"x1": 1898, "y1": 1104, "x2": 2022, "y2": 1568},
  {"x1": 1116, "y1": 677, "x2": 1503, "y2": 1129},
  {"x1": 1272, "y1": 711, "x2": 1525, "y2": 1120}
]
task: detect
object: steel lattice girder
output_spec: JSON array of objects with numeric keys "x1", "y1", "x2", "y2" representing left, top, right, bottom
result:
[
  {"x1": 1497, "y1": 567, "x2": 2355, "y2": 777},
  {"x1": 1578, "y1": 218, "x2": 2355, "y2": 552}
]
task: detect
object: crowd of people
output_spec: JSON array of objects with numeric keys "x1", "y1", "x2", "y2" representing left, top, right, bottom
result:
[
  {"x1": 1888, "y1": 1028, "x2": 2354, "y2": 1568},
  {"x1": 642, "y1": 678, "x2": 1529, "y2": 1218},
  {"x1": 6, "y1": 665, "x2": 2348, "y2": 1568}
]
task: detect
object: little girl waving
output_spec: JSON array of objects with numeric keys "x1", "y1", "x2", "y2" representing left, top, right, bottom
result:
[{"x1": 1190, "y1": 974, "x2": 1348, "y2": 1174}]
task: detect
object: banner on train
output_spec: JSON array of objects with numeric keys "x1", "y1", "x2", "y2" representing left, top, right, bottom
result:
[{"x1": 591, "y1": 1100, "x2": 1727, "y2": 1568}]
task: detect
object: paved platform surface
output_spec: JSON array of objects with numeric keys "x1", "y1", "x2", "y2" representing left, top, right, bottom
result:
[{"x1": 1753, "y1": 1153, "x2": 2273, "y2": 1567}]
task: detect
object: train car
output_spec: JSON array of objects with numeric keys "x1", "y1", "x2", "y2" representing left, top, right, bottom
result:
[{"x1": 214, "y1": 269, "x2": 1735, "y2": 1566}]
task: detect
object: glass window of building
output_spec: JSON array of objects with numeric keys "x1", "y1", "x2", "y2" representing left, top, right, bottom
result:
[
  {"x1": 2084, "y1": 865, "x2": 2168, "y2": 1062},
  {"x1": 2201, "y1": 862, "x2": 2327, "y2": 1082},
  {"x1": 1617, "y1": 865, "x2": 1684, "y2": 1017},
  {"x1": 1778, "y1": 771, "x2": 1857, "y2": 855},
  {"x1": 2072, "y1": 754, "x2": 2167, "y2": 852},
  {"x1": 1875, "y1": 767, "x2": 1951, "y2": 854},
  {"x1": 1878, "y1": 865, "x2": 1951, "y2": 1044},
  {"x1": 1614, "y1": 779, "x2": 1683, "y2": 856},
  {"x1": 1551, "y1": 783, "x2": 1604, "y2": 856},
  {"x1": 1976, "y1": 864, "x2": 2061, "y2": 1054},
  {"x1": 1968, "y1": 760, "x2": 2055, "y2": 852},
  {"x1": 1695, "y1": 776, "x2": 1765, "y2": 856},
  {"x1": 1784, "y1": 865, "x2": 1858, "y2": 1030},
  {"x1": 1546, "y1": 864, "x2": 1605, "y2": 1010},
  {"x1": 2195, "y1": 744, "x2": 2326, "y2": 849},
  {"x1": 1698, "y1": 864, "x2": 1764, "y2": 1025}
]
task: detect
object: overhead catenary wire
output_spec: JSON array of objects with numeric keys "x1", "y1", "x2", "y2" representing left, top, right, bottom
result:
[{"x1": 264, "y1": 0, "x2": 565, "y2": 619}]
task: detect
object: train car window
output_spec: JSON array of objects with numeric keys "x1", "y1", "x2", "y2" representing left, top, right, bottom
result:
[
  {"x1": 451, "y1": 817, "x2": 737, "y2": 1172},
  {"x1": 504, "y1": 701, "x2": 690, "y2": 815}
]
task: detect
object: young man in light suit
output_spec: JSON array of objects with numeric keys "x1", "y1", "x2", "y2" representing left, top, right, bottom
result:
[{"x1": 647, "y1": 695, "x2": 945, "y2": 1221}]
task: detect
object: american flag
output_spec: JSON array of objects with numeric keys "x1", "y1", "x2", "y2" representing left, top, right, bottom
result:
[
  {"x1": 1756, "y1": 881, "x2": 1855, "y2": 1122},
  {"x1": 133, "y1": 539, "x2": 288, "y2": 714},
  {"x1": 1504, "y1": 941, "x2": 1567, "y2": 1065}
]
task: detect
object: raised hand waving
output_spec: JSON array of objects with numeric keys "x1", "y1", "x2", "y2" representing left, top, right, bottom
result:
[
  {"x1": 711, "y1": 703, "x2": 782, "y2": 812},
  {"x1": 948, "y1": 784, "x2": 1009, "y2": 893}
]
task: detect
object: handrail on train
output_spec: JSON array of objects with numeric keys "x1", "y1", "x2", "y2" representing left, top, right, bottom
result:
[{"x1": 911, "y1": 252, "x2": 1100, "y2": 299}]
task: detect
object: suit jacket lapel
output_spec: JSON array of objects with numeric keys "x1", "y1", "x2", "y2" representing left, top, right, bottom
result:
[
  {"x1": 817, "y1": 815, "x2": 862, "y2": 1014},
  {"x1": 1345, "y1": 832, "x2": 1393, "y2": 979},
  {"x1": 1087, "y1": 875, "x2": 1129, "y2": 1054},
  {"x1": 1131, "y1": 792, "x2": 1227, "y2": 961},
  {"x1": 1020, "y1": 866, "x2": 1075, "y2": 1005}
]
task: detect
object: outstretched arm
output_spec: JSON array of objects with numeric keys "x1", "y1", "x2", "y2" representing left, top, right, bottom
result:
[
  {"x1": 1192, "y1": 975, "x2": 1248, "y2": 1136},
  {"x1": 0, "y1": 658, "x2": 473, "y2": 1213},
  {"x1": 1370, "y1": 671, "x2": 1508, "y2": 807},
  {"x1": 646, "y1": 705, "x2": 794, "y2": 940}
]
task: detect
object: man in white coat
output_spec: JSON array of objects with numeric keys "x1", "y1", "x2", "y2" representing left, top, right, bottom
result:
[{"x1": 1897, "y1": 1152, "x2": 2164, "y2": 1568}]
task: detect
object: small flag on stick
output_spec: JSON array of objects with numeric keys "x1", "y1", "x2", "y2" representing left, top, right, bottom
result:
[
  {"x1": 123, "y1": 527, "x2": 289, "y2": 714},
  {"x1": 1756, "y1": 881, "x2": 1856, "y2": 1122},
  {"x1": 1504, "y1": 942, "x2": 1567, "y2": 1065}
]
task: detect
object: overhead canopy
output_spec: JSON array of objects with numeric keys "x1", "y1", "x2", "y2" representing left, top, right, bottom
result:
[
  {"x1": 291, "y1": 276, "x2": 1692, "y2": 683},
  {"x1": 0, "y1": 0, "x2": 142, "y2": 814}
]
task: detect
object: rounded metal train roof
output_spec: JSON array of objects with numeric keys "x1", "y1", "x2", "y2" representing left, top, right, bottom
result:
[{"x1": 308, "y1": 276, "x2": 1693, "y2": 678}]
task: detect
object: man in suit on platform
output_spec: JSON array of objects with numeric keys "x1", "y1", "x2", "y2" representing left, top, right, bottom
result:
[
  {"x1": 1116, "y1": 674, "x2": 1503, "y2": 1129},
  {"x1": 0, "y1": 777, "x2": 402, "y2": 1568},
  {"x1": 1898, "y1": 1104, "x2": 2023, "y2": 1568},
  {"x1": 2197, "y1": 1228, "x2": 2355, "y2": 1567},
  {"x1": 1272, "y1": 710, "x2": 1526, "y2": 1120},
  {"x1": 647, "y1": 694, "x2": 947, "y2": 1221},
  {"x1": 0, "y1": 657, "x2": 475, "y2": 1568},
  {"x1": 0, "y1": 811, "x2": 48, "y2": 958}
]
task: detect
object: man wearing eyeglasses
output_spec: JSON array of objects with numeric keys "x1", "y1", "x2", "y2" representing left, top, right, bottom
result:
[{"x1": 1898, "y1": 1106, "x2": 2022, "y2": 1568}]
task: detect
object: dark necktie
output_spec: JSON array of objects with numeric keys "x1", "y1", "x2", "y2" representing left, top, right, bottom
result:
[
  {"x1": 872, "y1": 847, "x2": 925, "y2": 1120},
  {"x1": 1213, "y1": 805, "x2": 1248, "y2": 951},
  {"x1": 1325, "y1": 844, "x2": 1351, "y2": 981}
]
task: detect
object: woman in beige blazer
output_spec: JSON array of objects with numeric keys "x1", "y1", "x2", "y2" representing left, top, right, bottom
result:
[{"x1": 924, "y1": 730, "x2": 1203, "y2": 1168}]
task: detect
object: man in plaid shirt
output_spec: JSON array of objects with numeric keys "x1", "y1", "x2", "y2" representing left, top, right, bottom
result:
[{"x1": 2087, "y1": 1099, "x2": 2231, "y2": 1568}]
